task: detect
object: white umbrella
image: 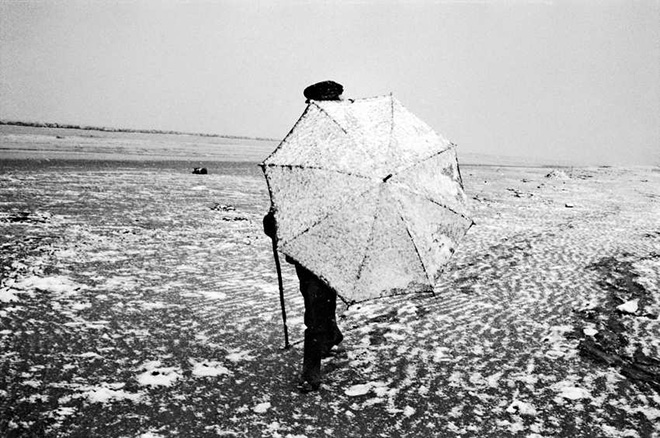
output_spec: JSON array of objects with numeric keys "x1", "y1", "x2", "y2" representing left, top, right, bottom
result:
[{"x1": 262, "y1": 94, "x2": 473, "y2": 304}]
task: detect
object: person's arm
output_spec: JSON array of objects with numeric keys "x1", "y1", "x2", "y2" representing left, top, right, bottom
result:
[{"x1": 264, "y1": 210, "x2": 296, "y2": 264}]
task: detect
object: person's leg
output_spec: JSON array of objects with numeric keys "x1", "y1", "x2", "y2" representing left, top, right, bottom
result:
[
  {"x1": 322, "y1": 287, "x2": 343, "y2": 356},
  {"x1": 296, "y1": 266, "x2": 325, "y2": 390}
]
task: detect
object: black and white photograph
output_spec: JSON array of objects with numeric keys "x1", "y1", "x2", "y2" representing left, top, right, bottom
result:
[{"x1": 1, "y1": 1, "x2": 659, "y2": 437}]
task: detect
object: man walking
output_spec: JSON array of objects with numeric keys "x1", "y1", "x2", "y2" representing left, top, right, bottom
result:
[{"x1": 263, "y1": 80, "x2": 345, "y2": 392}]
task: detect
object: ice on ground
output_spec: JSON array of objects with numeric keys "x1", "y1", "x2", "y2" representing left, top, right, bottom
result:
[
  {"x1": 84, "y1": 386, "x2": 143, "y2": 403},
  {"x1": 71, "y1": 302, "x2": 91, "y2": 311},
  {"x1": 136, "y1": 431, "x2": 166, "y2": 438},
  {"x1": 253, "y1": 402, "x2": 271, "y2": 413},
  {"x1": 583, "y1": 327, "x2": 598, "y2": 336},
  {"x1": 0, "y1": 288, "x2": 20, "y2": 302},
  {"x1": 225, "y1": 349, "x2": 255, "y2": 363},
  {"x1": 102, "y1": 276, "x2": 138, "y2": 291},
  {"x1": 345, "y1": 381, "x2": 388, "y2": 397},
  {"x1": 432, "y1": 347, "x2": 452, "y2": 362},
  {"x1": 136, "y1": 361, "x2": 182, "y2": 387},
  {"x1": 190, "y1": 360, "x2": 232, "y2": 377},
  {"x1": 543, "y1": 325, "x2": 578, "y2": 359},
  {"x1": 555, "y1": 385, "x2": 591, "y2": 400},
  {"x1": 10, "y1": 275, "x2": 83, "y2": 295},
  {"x1": 77, "y1": 352, "x2": 102, "y2": 359},
  {"x1": 140, "y1": 302, "x2": 170, "y2": 311},
  {"x1": 345, "y1": 383, "x2": 372, "y2": 397},
  {"x1": 506, "y1": 399, "x2": 538, "y2": 416},
  {"x1": 196, "y1": 291, "x2": 228, "y2": 300},
  {"x1": 616, "y1": 299, "x2": 639, "y2": 314}
]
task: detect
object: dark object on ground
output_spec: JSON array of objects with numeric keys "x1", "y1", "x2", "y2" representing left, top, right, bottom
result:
[
  {"x1": 1, "y1": 211, "x2": 51, "y2": 223},
  {"x1": 221, "y1": 217, "x2": 248, "y2": 222},
  {"x1": 192, "y1": 167, "x2": 208, "y2": 175},
  {"x1": 298, "y1": 380, "x2": 319, "y2": 394},
  {"x1": 211, "y1": 203, "x2": 236, "y2": 212},
  {"x1": 303, "y1": 81, "x2": 344, "y2": 101}
]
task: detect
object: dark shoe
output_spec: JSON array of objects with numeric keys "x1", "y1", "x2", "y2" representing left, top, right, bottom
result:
[
  {"x1": 301, "y1": 357, "x2": 322, "y2": 390},
  {"x1": 298, "y1": 380, "x2": 320, "y2": 393}
]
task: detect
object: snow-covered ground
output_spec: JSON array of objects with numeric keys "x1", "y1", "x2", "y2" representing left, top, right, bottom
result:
[{"x1": 0, "y1": 157, "x2": 659, "y2": 437}]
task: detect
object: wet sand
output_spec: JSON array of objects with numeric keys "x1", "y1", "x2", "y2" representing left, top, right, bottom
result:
[{"x1": 1, "y1": 128, "x2": 659, "y2": 437}]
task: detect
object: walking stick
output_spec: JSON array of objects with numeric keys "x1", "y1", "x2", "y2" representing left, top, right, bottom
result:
[{"x1": 270, "y1": 237, "x2": 291, "y2": 349}]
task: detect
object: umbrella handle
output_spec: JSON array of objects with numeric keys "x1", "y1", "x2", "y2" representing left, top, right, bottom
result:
[{"x1": 270, "y1": 237, "x2": 291, "y2": 349}]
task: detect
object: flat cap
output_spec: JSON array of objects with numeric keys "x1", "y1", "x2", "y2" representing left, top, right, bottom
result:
[{"x1": 303, "y1": 80, "x2": 344, "y2": 101}]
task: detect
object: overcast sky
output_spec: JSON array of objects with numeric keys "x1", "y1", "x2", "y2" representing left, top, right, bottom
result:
[{"x1": 1, "y1": 0, "x2": 658, "y2": 165}]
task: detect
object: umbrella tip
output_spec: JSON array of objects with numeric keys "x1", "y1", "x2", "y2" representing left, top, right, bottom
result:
[{"x1": 303, "y1": 81, "x2": 344, "y2": 102}]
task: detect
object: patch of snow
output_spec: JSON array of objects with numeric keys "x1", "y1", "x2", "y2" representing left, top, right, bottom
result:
[
  {"x1": 141, "y1": 302, "x2": 169, "y2": 311},
  {"x1": 432, "y1": 347, "x2": 452, "y2": 362},
  {"x1": 225, "y1": 349, "x2": 255, "y2": 363},
  {"x1": 203, "y1": 426, "x2": 239, "y2": 436},
  {"x1": 583, "y1": 327, "x2": 598, "y2": 336},
  {"x1": 253, "y1": 402, "x2": 271, "y2": 413},
  {"x1": 190, "y1": 360, "x2": 232, "y2": 377},
  {"x1": 543, "y1": 325, "x2": 577, "y2": 359},
  {"x1": 102, "y1": 276, "x2": 138, "y2": 291},
  {"x1": 11, "y1": 275, "x2": 83, "y2": 295},
  {"x1": 135, "y1": 361, "x2": 182, "y2": 387},
  {"x1": 136, "y1": 431, "x2": 166, "y2": 438},
  {"x1": 506, "y1": 399, "x2": 538, "y2": 416},
  {"x1": 71, "y1": 302, "x2": 91, "y2": 311},
  {"x1": 197, "y1": 291, "x2": 228, "y2": 300},
  {"x1": 345, "y1": 383, "x2": 372, "y2": 397},
  {"x1": 616, "y1": 299, "x2": 638, "y2": 314},
  {"x1": 77, "y1": 352, "x2": 102, "y2": 359},
  {"x1": 0, "y1": 288, "x2": 20, "y2": 302},
  {"x1": 487, "y1": 372, "x2": 503, "y2": 388},
  {"x1": 555, "y1": 385, "x2": 590, "y2": 400},
  {"x1": 84, "y1": 387, "x2": 142, "y2": 403},
  {"x1": 635, "y1": 406, "x2": 660, "y2": 421},
  {"x1": 22, "y1": 380, "x2": 41, "y2": 388}
]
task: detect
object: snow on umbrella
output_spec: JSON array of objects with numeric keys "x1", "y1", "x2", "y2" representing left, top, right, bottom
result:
[{"x1": 261, "y1": 94, "x2": 473, "y2": 303}]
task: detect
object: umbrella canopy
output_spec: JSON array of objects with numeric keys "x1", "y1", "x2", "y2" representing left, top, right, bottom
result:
[{"x1": 261, "y1": 94, "x2": 473, "y2": 303}]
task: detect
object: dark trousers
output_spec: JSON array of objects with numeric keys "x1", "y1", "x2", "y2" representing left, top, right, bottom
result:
[{"x1": 294, "y1": 264, "x2": 342, "y2": 384}]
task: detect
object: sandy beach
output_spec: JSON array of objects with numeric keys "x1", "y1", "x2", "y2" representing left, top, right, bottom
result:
[{"x1": 1, "y1": 127, "x2": 659, "y2": 437}]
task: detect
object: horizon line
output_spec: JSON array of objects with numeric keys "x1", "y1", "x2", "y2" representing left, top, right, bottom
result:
[{"x1": 0, "y1": 119, "x2": 280, "y2": 143}]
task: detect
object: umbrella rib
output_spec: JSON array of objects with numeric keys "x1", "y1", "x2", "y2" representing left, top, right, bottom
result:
[
  {"x1": 262, "y1": 163, "x2": 374, "y2": 180},
  {"x1": 311, "y1": 101, "x2": 349, "y2": 136},
  {"x1": 397, "y1": 208, "x2": 434, "y2": 291},
  {"x1": 390, "y1": 193, "x2": 434, "y2": 290},
  {"x1": 283, "y1": 184, "x2": 382, "y2": 242},
  {"x1": 396, "y1": 185, "x2": 474, "y2": 224},
  {"x1": 311, "y1": 101, "x2": 373, "y2": 160},
  {"x1": 353, "y1": 186, "x2": 382, "y2": 291},
  {"x1": 262, "y1": 104, "x2": 314, "y2": 165},
  {"x1": 388, "y1": 142, "x2": 456, "y2": 180}
]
